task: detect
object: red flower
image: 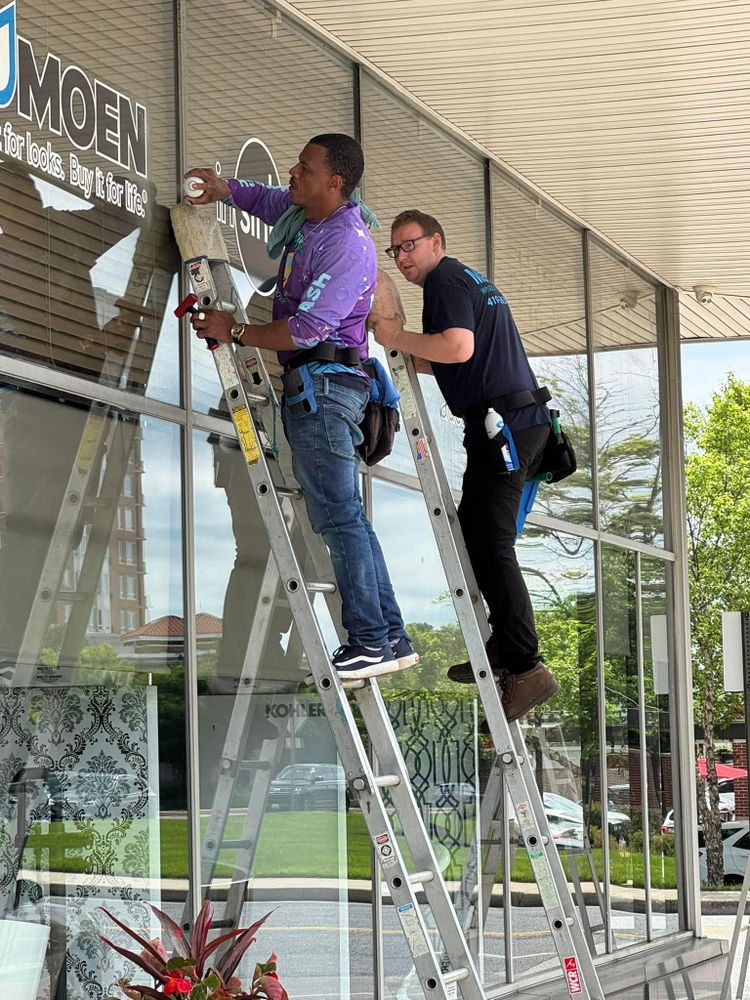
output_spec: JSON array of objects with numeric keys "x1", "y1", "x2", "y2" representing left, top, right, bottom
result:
[{"x1": 164, "y1": 976, "x2": 192, "y2": 995}]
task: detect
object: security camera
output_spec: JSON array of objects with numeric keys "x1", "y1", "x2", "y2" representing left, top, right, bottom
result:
[
  {"x1": 693, "y1": 286, "x2": 714, "y2": 305},
  {"x1": 619, "y1": 291, "x2": 639, "y2": 311}
]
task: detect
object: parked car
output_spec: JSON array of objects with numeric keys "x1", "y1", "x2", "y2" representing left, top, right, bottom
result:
[
  {"x1": 268, "y1": 763, "x2": 349, "y2": 811},
  {"x1": 698, "y1": 821, "x2": 750, "y2": 884},
  {"x1": 661, "y1": 793, "x2": 735, "y2": 834},
  {"x1": 543, "y1": 792, "x2": 630, "y2": 842}
]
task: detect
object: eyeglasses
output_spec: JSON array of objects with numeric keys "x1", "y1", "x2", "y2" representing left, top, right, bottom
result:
[{"x1": 385, "y1": 235, "x2": 431, "y2": 259}]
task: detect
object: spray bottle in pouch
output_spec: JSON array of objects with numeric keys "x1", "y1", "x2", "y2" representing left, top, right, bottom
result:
[{"x1": 484, "y1": 406, "x2": 519, "y2": 473}]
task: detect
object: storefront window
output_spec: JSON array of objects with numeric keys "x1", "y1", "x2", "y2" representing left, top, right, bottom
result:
[
  {"x1": 590, "y1": 241, "x2": 663, "y2": 544},
  {"x1": 0, "y1": 384, "x2": 185, "y2": 998},
  {"x1": 183, "y1": 0, "x2": 356, "y2": 415},
  {"x1": 491, "y1": 170, "x2": 593, "y2": 526},
  {"x1": 362, "y1": 73, "x2": 487, "y2": 491},
  {"x1": 192, "y1": 426, "x2": 370, "y2": 998}
]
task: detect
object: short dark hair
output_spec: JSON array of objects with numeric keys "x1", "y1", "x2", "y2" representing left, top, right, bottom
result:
[
  {"x1": 309, "y1": 133, "x2": 364, "y2": 199},
  {"x1": 391, "y1": 209, "x2": 446, "y2": 249}
]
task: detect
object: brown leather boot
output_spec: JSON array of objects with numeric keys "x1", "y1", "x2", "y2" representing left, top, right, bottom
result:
[
  {"x1": 501, "y1": 663, "x2": 560, "y2": 722},
  {"x1": 447, "y1": 639, "x2": 505, "y2": 685}
]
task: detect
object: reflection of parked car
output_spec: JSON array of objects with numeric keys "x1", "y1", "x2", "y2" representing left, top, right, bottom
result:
[
  {"x1": 268, "y1": 763, "x2": 349, "y2": 811},
  {"x1": 426, "y1": 782, "x2": 476, "y2": 811},
  {"x1": 543, "y1": 792, "x2": 630, "y2": 842},
  {"x1": 698, "y1": 822, "x2": 750, "y2": 884},
  {"x1": 661, "y1": 793, "x2": 735, "y2": 834}
]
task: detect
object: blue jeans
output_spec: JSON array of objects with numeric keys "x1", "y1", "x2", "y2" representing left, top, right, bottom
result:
[{"x1": 282, "y1": 373, "x2": 406, "y2": 648}]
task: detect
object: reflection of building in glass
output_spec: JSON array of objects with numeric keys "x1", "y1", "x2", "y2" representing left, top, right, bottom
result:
[
  {"x1": 51, "y1": 425, "x2": 148, "y2": 648},
  {"x1": 121, "y1": 612, "x2": 223, "y2": 671}
]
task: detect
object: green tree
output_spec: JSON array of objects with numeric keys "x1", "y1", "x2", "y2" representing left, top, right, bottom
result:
[{"x1": 685, "y1": 374, "x2": 750, "y2": 884}]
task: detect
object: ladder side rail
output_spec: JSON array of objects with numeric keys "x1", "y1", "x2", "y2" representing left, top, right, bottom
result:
[
  {"x1": 385, "y1": 348, "x2": 605, "y2": 1000},
  {"x1": 720, "y1": 850, "x2": 750, "y2": 1000},
  {"x1": 219, "y1": 717, "x2": 291, "y2": 933},
  {"x1": 63, "y1": 416, "x2": 139, "y2": 675},
  {"x1": 193, "y1": 553, "x2": 283, "y2": 899},
  {"x1": 185, "y1": 261, "x2": 470, "y2": 1000}
]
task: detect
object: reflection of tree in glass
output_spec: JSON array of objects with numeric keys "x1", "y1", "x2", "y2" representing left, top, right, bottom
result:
[
  {"x1": 685, "y1": 375, "x2": 750, "y2": 885},
  {"x1": 531, "y1": 353, "x2": 662, "y2": 542}
]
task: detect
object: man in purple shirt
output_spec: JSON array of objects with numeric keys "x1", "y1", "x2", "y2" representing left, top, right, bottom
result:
[{"x1": 184, "y1": 134, "x2": 417, "y2": 680}]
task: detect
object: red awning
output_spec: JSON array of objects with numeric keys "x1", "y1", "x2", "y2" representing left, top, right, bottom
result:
[{"x1": 697, "y1": 758, "x2": 748, "y2": 780}]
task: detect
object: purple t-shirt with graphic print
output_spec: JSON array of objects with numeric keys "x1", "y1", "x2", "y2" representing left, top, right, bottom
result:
[{"x1": 226, "y1": 179, "x2": 375, "y2": 368}]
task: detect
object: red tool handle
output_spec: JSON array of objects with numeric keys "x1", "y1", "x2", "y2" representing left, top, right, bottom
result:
[{"x1": 174, "y1": 293, "x2": 218, "y2": 350}]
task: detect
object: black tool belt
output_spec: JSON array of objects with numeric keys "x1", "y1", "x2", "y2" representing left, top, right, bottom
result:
[
  {"x1": 485, "y1": 385, "x2": 551, "y2": 414},
  {"x1": 283, "y1": 342, "x2": 361, "y2": 372},
  {"x1": 463, "y1": 385, "x2": 551, "y2": 421}
]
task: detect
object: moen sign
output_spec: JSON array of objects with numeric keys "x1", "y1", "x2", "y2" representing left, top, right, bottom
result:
[{"x1": 0, "y1": 0, "x2": 147, "y2": 179}]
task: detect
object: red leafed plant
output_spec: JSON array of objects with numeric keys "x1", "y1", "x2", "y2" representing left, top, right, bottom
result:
[{"x1": 100, "y1": 897, "x2": 288, "y2": 1000}]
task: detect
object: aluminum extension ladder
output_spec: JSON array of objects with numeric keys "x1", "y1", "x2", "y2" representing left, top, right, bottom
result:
[
  {"x1": 8, "y1": 218, "x2": 172, "y2": 691},
  {"x1": 174, "y1": 242, "x2": 485, "y2": 1000},
  {"x1": 381, "y1": 347, "x2": 606, "y2": 1000}
]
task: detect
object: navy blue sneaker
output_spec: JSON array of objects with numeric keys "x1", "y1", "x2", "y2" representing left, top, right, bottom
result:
[
  {"x1": 390, "y1": 636, "x2": 420, "y2": 670},
  {"x1": 331, "y1": 642, "x2": 400, "y2": 680}
]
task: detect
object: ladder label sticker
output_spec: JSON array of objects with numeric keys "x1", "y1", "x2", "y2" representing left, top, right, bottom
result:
[
  {"x1": 528, "y1": 849, "x2": 560, "y2": 910},
  {"x1": 396, "y1": 902, "x2": 428, "y2": 958},
  {"x1": 231, "y1": 405, "x2": 261, "y2": 465},
  {"x1": 391, "y1": 363, "x2": 418, "y2": 421},
  {"x1": 415, "y1": 437, "x2": 429, "y2": 462},
  {"x1": 216, "y1": 345, "x2": 240, "y2": 386},
  {"x1": 374, "y1": 832, "x2": 398, "y2": 870},
  {"x1": 564, "y1": 956, "x2": 583, "y2": 995},
  {"x1": 75, "y1": 413, "x2": 106, "y2": 474},
  {"x1": 515, "y1": 800, "x2": 535, "y2": 832}
]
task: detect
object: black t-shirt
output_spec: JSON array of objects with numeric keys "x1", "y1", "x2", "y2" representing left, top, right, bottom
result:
[{"x1": 422, "y1": 256, "x2": 549, "y2": 434}]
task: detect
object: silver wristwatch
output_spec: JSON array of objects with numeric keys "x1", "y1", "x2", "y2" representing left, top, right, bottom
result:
[{"x1": 229, "y1": 322, "x2": 245, "y2": 344}]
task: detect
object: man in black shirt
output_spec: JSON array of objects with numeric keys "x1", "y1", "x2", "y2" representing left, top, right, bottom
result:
[{"x1": 371, "y1": 209, "x2": 559, "y2": 722}]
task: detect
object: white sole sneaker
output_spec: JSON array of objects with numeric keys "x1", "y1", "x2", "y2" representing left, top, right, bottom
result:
[{"x1": 304, "y1": 655, "x2": 416, "y2": 686}]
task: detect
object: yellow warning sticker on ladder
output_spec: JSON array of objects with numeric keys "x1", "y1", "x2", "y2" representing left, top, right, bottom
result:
[{"x1": 232, "y1": 405, "x2": 261, "y2": 465}]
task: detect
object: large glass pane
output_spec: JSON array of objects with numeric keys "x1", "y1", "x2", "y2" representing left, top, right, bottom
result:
[
  {"x1": 362, "y1": 73, "x2": 487, "y2": 491},
  {"x1": 0, "y1": 0, "x2": 180, "y2": 404},
  {"x1": 0, "y1": 383, "x2": 185, "y2": 997},
  {"x1": 641, "y1": 557, "x2": 679, "y2": 938},
  {"x1": 184, "y1": 0, "x2": 355, "y2": 414},
  {"x1": 192, "y1": 424, "x2": 372, "y2": 998},
  {"x1": 371, "y1": 478, "x2": 477, "y2": 996},
  {"x1": 600, "y1": 544, "x2": 646, "y2": 945},
  {"x1": 506, "y1": 529, "x2": 605, "y2": 974},
  {"x1": 590, "y1": 242, "x2": 663, "y2": 544},
  {"x1": 491, "y1": 170, "x2": 593, "y2": 526}
]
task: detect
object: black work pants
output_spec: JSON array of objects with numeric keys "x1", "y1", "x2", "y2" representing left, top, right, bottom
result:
[{"x1": 457, "y1": 423, "x2": 550, "y2": 675}]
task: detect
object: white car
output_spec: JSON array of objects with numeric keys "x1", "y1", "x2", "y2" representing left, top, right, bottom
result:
[
  {"x1": 698, "y1": 822, "x2": 750, "y2": 884},
  {"x1": 543, "y1": 792, "x2": 630, "y2": 843},
  {"x1": 661, "y1": 792, "x2": 735, "y2": 834}
]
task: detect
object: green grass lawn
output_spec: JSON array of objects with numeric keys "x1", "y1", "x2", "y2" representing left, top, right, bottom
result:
[{"x1": 17, "y1": 811, "x2": 678, "y2": 889}]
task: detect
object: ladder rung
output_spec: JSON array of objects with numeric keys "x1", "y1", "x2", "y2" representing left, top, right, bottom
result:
[
  {"x1": 305, "y1": 581, "x2": 336, "y2": 593},
  {"x1": 245, "y1": 392, "x2": 270, "y2": 406},
  {"x1": 239, "y1": 760, "x2": 272, "y2": 771},
  {"x1": 275, "y1": 486, "x2": 302, "y2": 498},
  {"x1": 221, "y1": 839, "x2": 254, "y2": 851},
  {"x1": 442, "y1": 968, "x2": 470, "y2": 986},
  {"x1": 408, "y1": 870, "x2": 435, "y2": 886},
  {"x1": 210, "y1": 919, "x2": 236, "y2": 930},
  {"x1": 375, "y1": 774, "x2": 401, "y2": 788}
]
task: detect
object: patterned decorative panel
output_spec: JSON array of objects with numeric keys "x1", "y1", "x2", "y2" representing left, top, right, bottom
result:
[{"x1": 0, "y1": 685, "x2": 160, "y2": 999}]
